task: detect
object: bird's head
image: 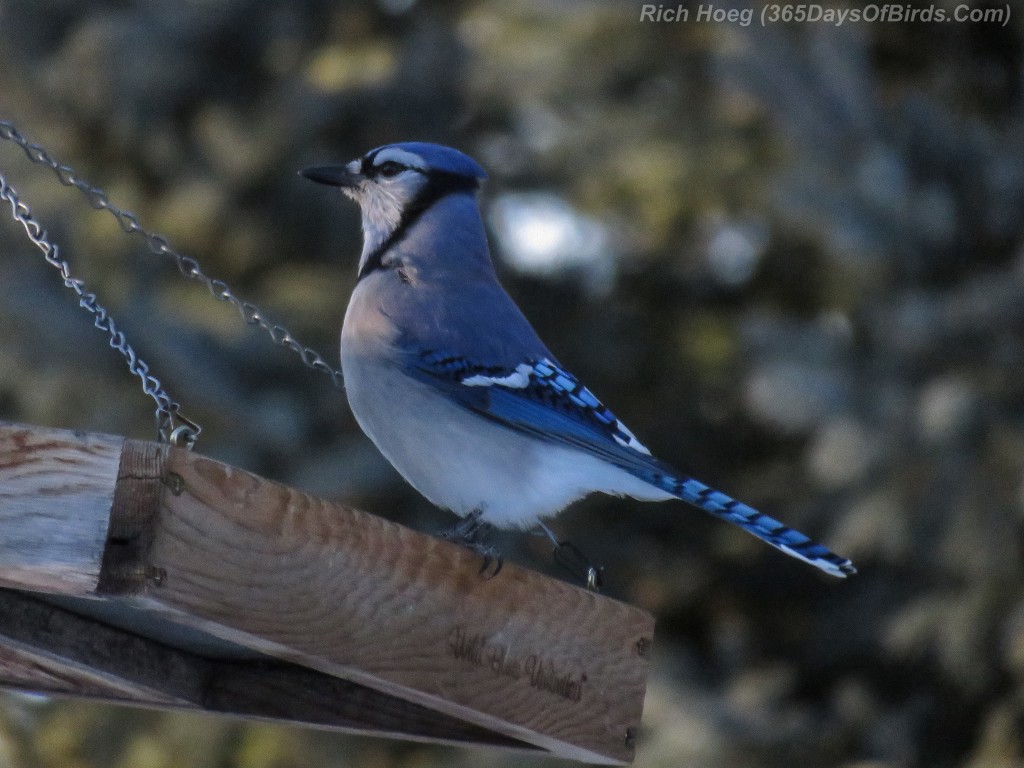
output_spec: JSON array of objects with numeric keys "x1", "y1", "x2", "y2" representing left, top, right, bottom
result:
[{"x1": 302, "y1": 143, "x2": 487, "y2": 271}]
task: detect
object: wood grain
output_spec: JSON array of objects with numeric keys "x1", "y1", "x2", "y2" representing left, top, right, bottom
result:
[
  {"x1": 136, "y1": 445, "x2": 652, "y2": 763},
  {"x1": 0, "y1": 423, "x2": 121, "y2": 594},
  {"x1": 0, "y1": 422, "x2": 653, "y2": 763},
  {"x1": 98, "y1": 439, "x2": 168, "y2": 594},
  {"x1": 0, "y1": 589, "x2": 533, "y2": 750}
]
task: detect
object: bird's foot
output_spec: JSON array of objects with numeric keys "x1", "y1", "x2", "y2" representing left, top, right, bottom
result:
[
  {"x1": 439, "y1": 508, "x2": 488, "y2": 542},
  {"x1": 554, "y1": 541, "x2": 604, "y2": 591},
  {"x1": 535, "y1": 522, "x2": 604, "y2": 591},
  {"x1": 439, "y1": 509, "x2": 503, "y2": 578}
]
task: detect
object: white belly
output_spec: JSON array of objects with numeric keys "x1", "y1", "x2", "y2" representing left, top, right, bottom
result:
[
  {"x1": 339, "y1": 282, "x2": 670, "y2": 527},
  {"x1": 341, "y1": 356, "x2": 669, "y2": 529}
]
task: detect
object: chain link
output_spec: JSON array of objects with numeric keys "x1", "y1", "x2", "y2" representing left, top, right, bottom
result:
[
  {"x1": 0, "y1": 169, "x2": 200, "y2": 447},
  {"x1": 0, "y1": 120, "x2": 344, "y2": 389}
]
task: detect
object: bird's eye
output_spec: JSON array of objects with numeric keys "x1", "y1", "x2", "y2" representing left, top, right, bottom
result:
[{"x1": 377, "y1": 161, "x2": 404, "y2": 178}]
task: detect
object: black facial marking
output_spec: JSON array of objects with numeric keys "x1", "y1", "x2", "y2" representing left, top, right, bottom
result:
[
  {"x1": 359, "y1": 148, "x2": 382, "y2": 176},
  {"x1": 377, "y1": 160, "x2": 406, "y2": 178},
  {"x1": 359, "y1": 150, "x2": 424, "y2": 181},
  {"x1": 357, "y1": 170, "x2": 482, "y2": 282}
]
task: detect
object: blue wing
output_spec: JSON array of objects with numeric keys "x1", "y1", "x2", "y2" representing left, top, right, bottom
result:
[
  {"x1": 409, "y1": 351, "x2": 658, "y2": 466},
  {"x1": 404, "y1": 350, "x2": 856, "y2": 578}
]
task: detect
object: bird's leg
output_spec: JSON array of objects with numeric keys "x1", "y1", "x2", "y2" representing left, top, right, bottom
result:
[
  {"x1": 535, "y1": 521, "x2": 604, "y2": 591},
  {"x1": 440, "y1": 508, "x2": 487, "y2": 542},
  {"x1": 439, "y1": 509, "x2": 503, "y2": 577}
]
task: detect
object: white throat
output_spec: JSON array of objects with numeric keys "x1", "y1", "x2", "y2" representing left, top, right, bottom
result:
[
  {"x1": 348, "y1": 169, "x2": 427, "y2": 273},
  {"x1": 355, "y1": 189, "x2": 403, "y2": 268}
]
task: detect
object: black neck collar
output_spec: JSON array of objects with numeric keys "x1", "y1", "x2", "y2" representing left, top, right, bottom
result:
[{"x1": 357, "y1": 173, "x2": 479, "y2": 282}]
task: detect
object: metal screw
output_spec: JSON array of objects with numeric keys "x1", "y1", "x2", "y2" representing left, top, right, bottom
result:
[
  {"x1": 145, "y1": 565, "x2": 167, "y2": 586},
  {"x1": 163, "y1": 472, "x2": 185, "y2": 495},
  {"x1": 636, "y1": 637, "x2": 652, "y2": 658},
  {"x1": 624, "y1": 727, "x2": 638, "y2": 748}
]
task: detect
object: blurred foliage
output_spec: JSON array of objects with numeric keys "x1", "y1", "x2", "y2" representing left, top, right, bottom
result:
[{"x1": 1, "y1": 1, "x2": 1024, "y2": 766}]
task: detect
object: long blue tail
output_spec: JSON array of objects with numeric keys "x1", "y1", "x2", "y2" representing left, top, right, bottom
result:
[
  {"x1": 411, "y1": 350, "x2": 856, "y2": 576},
  {"x1": 660, "y1": 473, "x2": 856, "y2": 577}
]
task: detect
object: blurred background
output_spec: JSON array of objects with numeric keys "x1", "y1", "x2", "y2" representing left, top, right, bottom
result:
[{"x1": 1, "y1": 1, "x2": 1023, "y2": 766}]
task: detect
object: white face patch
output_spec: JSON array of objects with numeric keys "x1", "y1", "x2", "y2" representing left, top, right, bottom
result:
[{"x1": 349, "y1": 155, "x2": 430, "y2": 274}]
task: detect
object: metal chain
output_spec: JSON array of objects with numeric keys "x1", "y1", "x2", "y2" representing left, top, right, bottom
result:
[
  {"x1": 0, "y1": 120, "x2": 344, "y2": 389},
  {"x1": 0, "y1": 170, "x2": 200, "y2": 447}
]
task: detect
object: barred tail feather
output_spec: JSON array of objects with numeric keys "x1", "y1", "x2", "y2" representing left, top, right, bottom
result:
[{"x1": 661, "y1": 475, "x2": 856, "y2": 578}]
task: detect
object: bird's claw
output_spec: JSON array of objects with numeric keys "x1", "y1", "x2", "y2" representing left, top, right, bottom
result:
[
  {"x1": 477, "y1": 548, "x2": 504, "y2": 579},
  {"x1": 438, "y1": 510, "x2": 503, "y2": 579},
  {"x1": 553, "y1": 541, "x2": 604, "y2": 591}
]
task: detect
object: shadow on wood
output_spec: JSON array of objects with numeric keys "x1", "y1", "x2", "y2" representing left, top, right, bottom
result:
[{"x1": 0, "y1": 421, "x2": 654, "y2": 764}]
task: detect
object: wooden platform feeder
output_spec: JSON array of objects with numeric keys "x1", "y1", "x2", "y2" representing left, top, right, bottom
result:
[{"x1": 0, "y1": 421, "x2": 654, "y2": 764}]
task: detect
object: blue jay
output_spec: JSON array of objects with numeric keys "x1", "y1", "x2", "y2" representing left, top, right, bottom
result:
[{"x1": 301, "y1": 142, "x2": 856, "y2": 579}]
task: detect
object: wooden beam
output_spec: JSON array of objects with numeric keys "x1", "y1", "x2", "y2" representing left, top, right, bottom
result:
[
  {"x1": 0, "y1": 425, "x2": 120, "y2": 594},
  {"x1": 0, "y1": 589, "x2": 534, "y2": 749},
  {"x1": 0, "y1": 422, "x2": 653, "y2": 764}
]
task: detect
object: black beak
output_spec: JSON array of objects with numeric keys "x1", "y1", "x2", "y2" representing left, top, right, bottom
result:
[{"x1": 299, "y1": 164, "x2": 361, "y2": 188}]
